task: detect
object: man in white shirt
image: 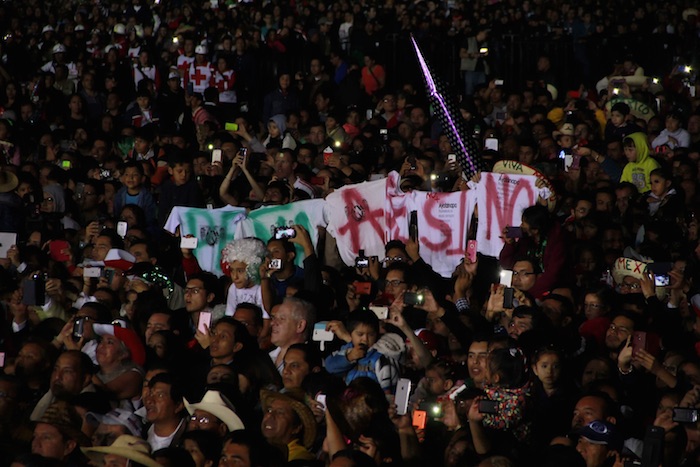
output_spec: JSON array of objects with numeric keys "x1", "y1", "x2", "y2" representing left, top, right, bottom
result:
[{"x1": 145, "y1": 373, "x2": 186, "y2": 451}]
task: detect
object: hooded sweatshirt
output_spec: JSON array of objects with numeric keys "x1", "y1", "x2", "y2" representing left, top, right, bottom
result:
[
  {"x1": 263, "y1": 114, "x2": 297, "y2": 150},
  {"x1": 620, "y1": 132, "x2": 660, "y2": 193}
]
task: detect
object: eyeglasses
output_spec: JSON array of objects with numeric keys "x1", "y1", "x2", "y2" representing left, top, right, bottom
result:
[
  {"x1": 382, "y1": 256, "x2": 404, "y2": 263},
  {"x1": 190, "y1": 415, "x2": 214, "y2": 424},
  {"x1": 608, "y1": 324, "x2": 631, "y2": 334},
  {"x1": 512, "y1": 271, "x2": 536, "y2": 276},
  {"x1": 385, "y1": 279, "x2": 406, "y2": 287},
  {"x1": 620, "y1": 282, "x2": 640, "y2": 290},
  {"x1": 584, "y1": 303, "x2": 603, "y2": 309},
  {"x1": 42, "y1": 197, "x2": 54, "y2": 203},
  {"x1": 184, "y1": 287, "x2": 203, "y2": 295}
]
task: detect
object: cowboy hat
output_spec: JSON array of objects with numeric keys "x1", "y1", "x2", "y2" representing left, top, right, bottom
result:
[
  {"x1": 0, "y1": 170, "x2": 18, "y2": 193},
  {"x1": 260, "y1": 389, "x2": 317, "y2": 449},
  {"x1": 553, "y1": 123, "x2": 575, "y2": 139},
  {"x1": 184, "y1": 390, "x2": 245, "y2": 432},
  {"x1": 82, "y1": 435, "x2": 160, "y2": 467}
]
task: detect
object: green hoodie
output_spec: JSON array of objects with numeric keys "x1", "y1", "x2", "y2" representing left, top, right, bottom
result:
[{"x1": 620, "y1": 132, "x2": 660, "y2": 193}]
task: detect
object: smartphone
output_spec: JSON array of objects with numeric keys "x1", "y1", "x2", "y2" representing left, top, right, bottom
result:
[
  {"x1": 72, "y1": 318, "x2": 85, "y2": 339},
  {"x1": 570, "y1": 154, "x2": 582, "y2": 170},
  {"x1": 117, "y1": 221, "x2": 128, "y2": 238},
  {"x1": 478, "y1": 399, "x2": 499, "y2": 414},
  {"x1": 409, "y1": 211, "x2": 418, "y2": 242},
  {"x1": 641, "y1": 425, "x2": 664, "y2": 467},
  {"x1": 404, "y1": 292, "x2": 425, "y2": 306},
  {"x1": 315, "y1": 394, "x2": 327, "y2": 412},
  {"x1": 269, "y1": 258, "x2": 282, "y2": 270},
  {"x1": 355, "y1": 249, "x2": 369, "y2": 268},
  {"x1": 0, "y1": 232, "x2": 17, "y2": 259},
  {"x1": 447, "y1": 153, "x2": 457, "y2": 164},
  {"x1": 312, "y1": 321, "x2": 334, "y2": 341},
  {"x1": 310, "y1": 176, "x2": 325, "y2": 185},
  {"x1": 240, "y1": 147, "x2": 248, "y2": 160},
  {"x1": 212, "y1": 149, "x2": 222, "y2": 163},
  {"x1": 103, "y1": 268, "x2": 115, "y2": 284},
  {"x1": 395, "y1": 378, "x2": 412, "y2": 416},
  {"x1": 418, "y1": 401, "x2": 443, "y2": 419},
  {"x1": 673, "y1": 407, "x2": 699, "y2": 423},
  {"x1": 655, "y1": 274, "x2": 670, "y2": 287},
  {"x1": 61, "y1": 160, "x2": 72, "y2": 169},
  {"x1": 466, "y1": 240, "x2": 477, "y2": 263},
  {"x1": 198, "y1": 311, "x2": 212, "y2": 334},
  {"x1": 274, "y1": 226, "x2": 296, "y2": 240},
  {"x1": 84, "y1": 266, "x2": 102, "y2": 278},
  {"x1": 494, "y1": 79, "x2": 504, "y2": 86},
  {"x1": 225, "y1": 122, "x2": 238, "y2": 131},
  {"x1": 499, "y1": 270, "x2": 513, "y2": 287},
  {"x1": 366, "y1": 109, "x2": 373, "y2": 120},
  {"x1": 484, "y1": 138, "x2": 499, "y2": 151},
  {"x1": 353, "y1": 281, "x2": 372, "y2": 295},
  {"x1": 0, "y1": 352, "x2": 4, "y2": 367},
  {"x1": 22, "y1": 274, "x2": 45, "y2": 306},
  {"x1": 632, "y1": 331, "x2": 647, "y2": 355},
  {"x1": 479, "y1": 47, "x2": 488, "y2": 55},
  {"x1": 369, "y1": 306, "x2": 388, "y2": 320},
  {"x1": 412, "y1": 410, "x2": 427, "y2": 429},
  {"x1": 505, "y1": 226, "x2": 522, "y2": 238},
  {"x1": 503, "y1": 287, "x2": 514, "y2": 308},
  {"x1": 180, "y1": 237, "x2": 198, "y2": 249},
  {"x1": 49, "y1": 240, "x2": 71, "y2": 262}
]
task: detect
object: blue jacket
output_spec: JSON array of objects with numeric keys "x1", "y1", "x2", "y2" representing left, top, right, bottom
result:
[
  {"x1": 325, "y1": 342, "x2": 399, "y2": 391},
  {"x1": 113, "y1": 186, "x2": 157, "y2": 229}
]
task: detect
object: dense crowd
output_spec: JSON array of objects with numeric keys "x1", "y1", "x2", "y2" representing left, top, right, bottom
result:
[{"x1": 1, "y1": 0, "x2": 700, "y2": 467}]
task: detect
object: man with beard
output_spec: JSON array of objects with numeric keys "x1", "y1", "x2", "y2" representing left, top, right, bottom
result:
[{"x1": 30, "y1": 350, "x2": 95, "y2": 421}]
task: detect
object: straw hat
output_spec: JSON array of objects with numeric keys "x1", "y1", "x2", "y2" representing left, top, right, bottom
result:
[
  {"x1": 260, "y1": 389, "x2": 317, "y2": 449},
  {"x1": 82, "y1": 435, "x2": 160, "y2": 467},
  {"x1": 611, "y1": 257, "x2": 648, "y2": 285},
  {"x1": 37, "y1": 401, "x2": 91, "y2": 446}
]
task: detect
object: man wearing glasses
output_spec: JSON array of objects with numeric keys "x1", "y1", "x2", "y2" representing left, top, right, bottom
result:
[
  {"x1": 511, "y1": 258, "x2": 541, "y2": 294},
  {"x1": 184, "y1": 272, "x2": 225, "y2": 337}
]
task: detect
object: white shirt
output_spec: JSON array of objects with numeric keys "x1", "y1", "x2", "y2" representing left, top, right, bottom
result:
[
  {"x1": 147, "y1": 419, "x2": 184, "y2": 451},
  {"x1": 225, "y1": 283, "x2": 270, "y2": 318}
]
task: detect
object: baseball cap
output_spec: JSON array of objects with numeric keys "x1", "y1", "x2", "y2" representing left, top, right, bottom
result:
[
  {"x1": 93, "y1": 324, "x2": 146, "y2": 366},
  {"x1": 576, "y1": 420, "x2": 619, "y2": 446}
]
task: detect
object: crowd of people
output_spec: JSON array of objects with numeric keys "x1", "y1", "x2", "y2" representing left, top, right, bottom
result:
[{"x1": 1, "y1": 0, "x2": 700, "y2": 466}]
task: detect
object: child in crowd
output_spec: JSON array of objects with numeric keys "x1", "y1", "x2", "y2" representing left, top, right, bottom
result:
[
  {"x1": 221, "y1": 237, "x2": 272, "y2": 322},
  {"x1": 157, "y1": 150, "x2": 204, "y2": 226},
  {"x1": 646, "y1": 167, "x2": 683, "y2": 220},
  {"x1": 469, "y1": 347, "x2": 531, "y2": 443},
  {"x1": 113, "y1": 160, "x2": 157, "y2": 229},
  {"x1": 325, "y1": 309, "x2": 399, "y2": 392},
  {"x1": 620, "y1": 132, "x2": 660, "y2": 193}
]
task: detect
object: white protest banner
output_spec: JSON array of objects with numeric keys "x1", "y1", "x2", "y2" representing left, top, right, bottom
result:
[
  {"x1": 408, "y1": 190, "x2": 475, "y2": 277},
  {"x1": 475, "y1": 172, "x2": 538, "y2": 257},
  {"x1": 233, "y1": 199, "x2": 327, "y2": 266},
  {"x1": 325, "y1": 177, "x2": 388, "y2": 266},
  {"x1": 163, "y1": 206, "x2": 247, "y2": 273}
]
